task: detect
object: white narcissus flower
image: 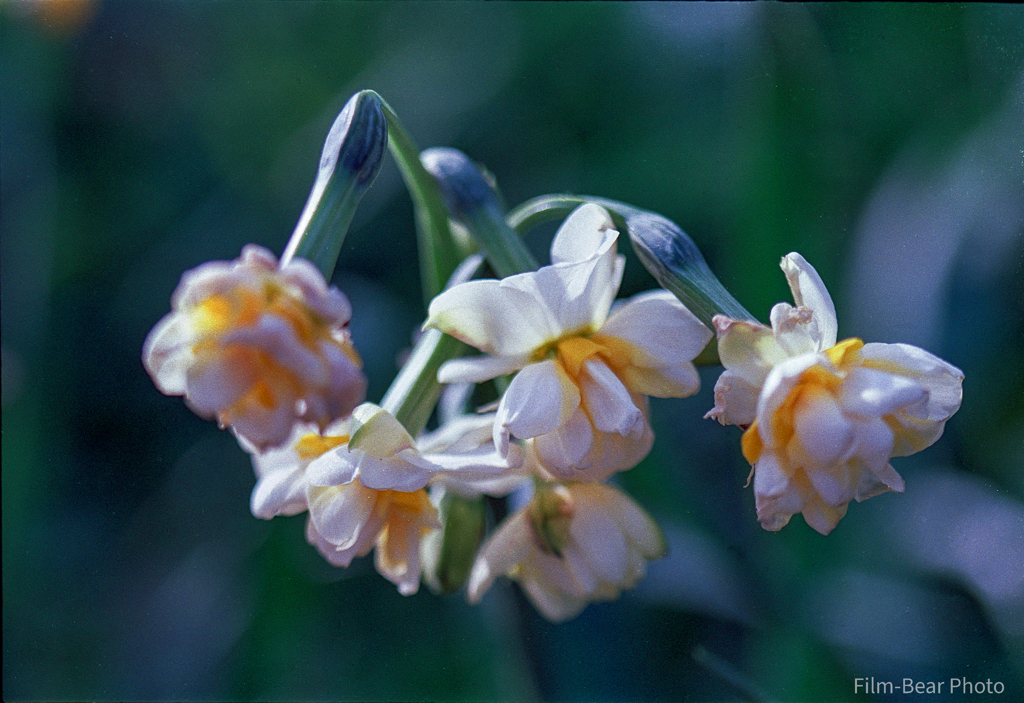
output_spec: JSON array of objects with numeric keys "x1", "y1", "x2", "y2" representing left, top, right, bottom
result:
[
  {"x1": 467, "y1": 481, "x2": 666, "y2": 622},
  {"x1": 426, "y1": 204, "x2": 713, "y2": 482},
  {"x1": 249, "y1": 403, "x2": 521, "y2": 595},
  {"x1": 143, "y1": 244, "x2": 367, "y2": 450},
  {"x1": 707, "y1": 253, "x2": 964, "y2": 535}
]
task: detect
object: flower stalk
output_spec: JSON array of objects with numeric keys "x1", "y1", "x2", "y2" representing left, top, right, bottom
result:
[
  {"x1": 421, "y1": 148, "x2": 539, "y2": 278},
  {"x1": 507, "y1": 194, "x2": 755, "y2": 329},
  {"x1": 374, "y1": 95, "x2": 465, "y2": 305}
]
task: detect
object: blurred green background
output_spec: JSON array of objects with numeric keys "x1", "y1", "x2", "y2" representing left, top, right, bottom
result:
[{"x1": 3, "y1": 2, "x2": 1023, "y2": 701}]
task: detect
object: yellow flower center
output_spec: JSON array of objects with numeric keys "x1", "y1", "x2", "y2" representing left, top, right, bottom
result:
[
  {"x1": 190, "y1": 278, "x2": 362, "y2": 418},
  {"x1": 295, "y1": 432, "x2": 350, "y2": 460},
  {"x1": 741, "y1": 338, "x2": 864, "y2": 465},
  {"x1": 530, "y1": 331, "x2": 639, "y2": 387}
]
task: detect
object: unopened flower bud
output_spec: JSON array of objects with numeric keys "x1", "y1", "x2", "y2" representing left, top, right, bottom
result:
[{"x1": 283, "y1": 90, "x2": 389, "y2": 277}]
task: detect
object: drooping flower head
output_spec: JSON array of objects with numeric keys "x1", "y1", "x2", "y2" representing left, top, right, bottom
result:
[
  {"x1": 426, "y1": 204, "x2": 713, "y2": 482},
  {"x1": 467, "y1": 481, "x2": 667, "y2": 622},
  {"x1": 707, "y1": 253, "x2": 964, "y2": 535},
  {"x1": 249, "y1": 403, "x2": 522, "y2": 595},
  {"x1": 143, "y1": 244, "x2": 367, "y2": 450}
]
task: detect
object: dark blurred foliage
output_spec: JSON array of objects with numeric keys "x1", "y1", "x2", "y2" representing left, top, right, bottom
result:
[{"x1": 3, "y1": 2, "x2": 1023, "y2": 701}]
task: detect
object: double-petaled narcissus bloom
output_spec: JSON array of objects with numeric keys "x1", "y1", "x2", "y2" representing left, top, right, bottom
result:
[
  {"x1": 467, "y1": 480, "x2": 666, "y2": 622},
  {"x1": 249, "y1": 404, "x2": 522, "y2": 595},
  {"x1": 706, "y1": 253, "x2": 964, "y2": 535},
  {"x1": 143, "y1": 244, "x2": 367, "y2": 450},
  {"x1": 426, "y1": 204, "x2": 713, "y2": 482}
]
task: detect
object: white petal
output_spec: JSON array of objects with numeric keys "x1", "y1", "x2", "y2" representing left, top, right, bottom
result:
[
  {"x1": 800, "y1": 498, "x2": 847, "y2": 536},
  {"x1": 806, "y1": 461, "x2": 853, "y2": 508},
  {"x1": 780, "y1": 253, "x2": 838, "y2": 350},
  {"x1": 184, "y1": 351, "x2": 254, "y2": 414},
  {"x1": 705, "y1": 370, "x2": 760, "y2": 427},
  {"x1": 420, "y1": 444, "x2": 518, "y2": 479},
  {"x1": 860, "y1": 342, "x2": 964, "y2": 421},
  {"x1": 494, "y1": 360, "x2": 580, "y2": 446},
  {"x1": 584, "y1": 483, "x2": 666, "y2": 558},
  {"x1": 531, "y1": 408, "x2": 595, "y2": 477},
  {"x1": 568, "y1": 504, "x2": 629, "y2": 585},
  {"x1": 550, "y1": 203, "x2": 617, "y2": 265},
  {"x1": 769, "y1": 303, "x2": 821, "y2": 357},
  {"x1": 849, "y1": 416, "x2": 896, "y2": 474},
  {"x1": 756, "y1": 353, "x2": 823, "y2": 448},
  {"x1": 250, "y1": 461, "x2": 307, "y2": 518},
  {"x1": 426, "y1": 278, "x2": 555, "y2": 356},
  {"x1": 503, "y1": 252, "x2": 621, "y2": 336},
  {"x1": 307, "y1": 484, "x2": 376, "y2": 549},
  {"x1": 419, "y1": 412, "x2": 497, "y2": 453},
  {"x1": 519, "y1": 572, "x2": 587, "y2": 623},
  {"x1": 601, "y1": 290, "x2": 713, "y2": 368},
  {"x1": 467, "y1": 512, "x2": 531, "y2": 602},
  {"x1": 580, "y1": 359, "x2": 643, "y2": 436},
  {"x1": 348, "y1": 404, "x2": 414, "y2": 459},
  {"x1": 793, "y1": 387, "x2": 855, "y2": 468},
  {"x1": 356, "y1": 453, "x2": 433, "y2": 492},
  {"x1": 142, "y1": 312, "x2": 195, "y2": 395},
  {"x1": 863, "y1": 461, "x2": 905, "y2": 496},
  {"x1": 435, "y1": 468, "x2": 531, "y2": 499},
  {"x1": 561, "y1": 545, "x2": 600, "y2": 594},
  {"x1": 753, "y1": 451, "x2": 791, "y2": 499},
  {"x1": 713, "y1": 316, "x2": 789, "y2": 388},
  {"x1": 375, "y1": 515, "x2": 426, "y2": 595},
  {"x1": 305, "y1": 446, "x2": 360, "y2": 487},
  {"x1": 437, "y1": 353, "x2": 529, "y2": 384},
  {"x1": 839, "y1": 367, "x2": 927, "y2": 418},
  {"x1": 225, "y1": 314, "x2": 328, "y2": 386}
]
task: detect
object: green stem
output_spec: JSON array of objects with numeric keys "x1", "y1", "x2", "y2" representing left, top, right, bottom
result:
[
  {"x1": 373, "y1": 94, "x2": 463, "y2": 306},
  {"x1": 380, "y1": 254, "x2": 486, "y2": 436}
]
